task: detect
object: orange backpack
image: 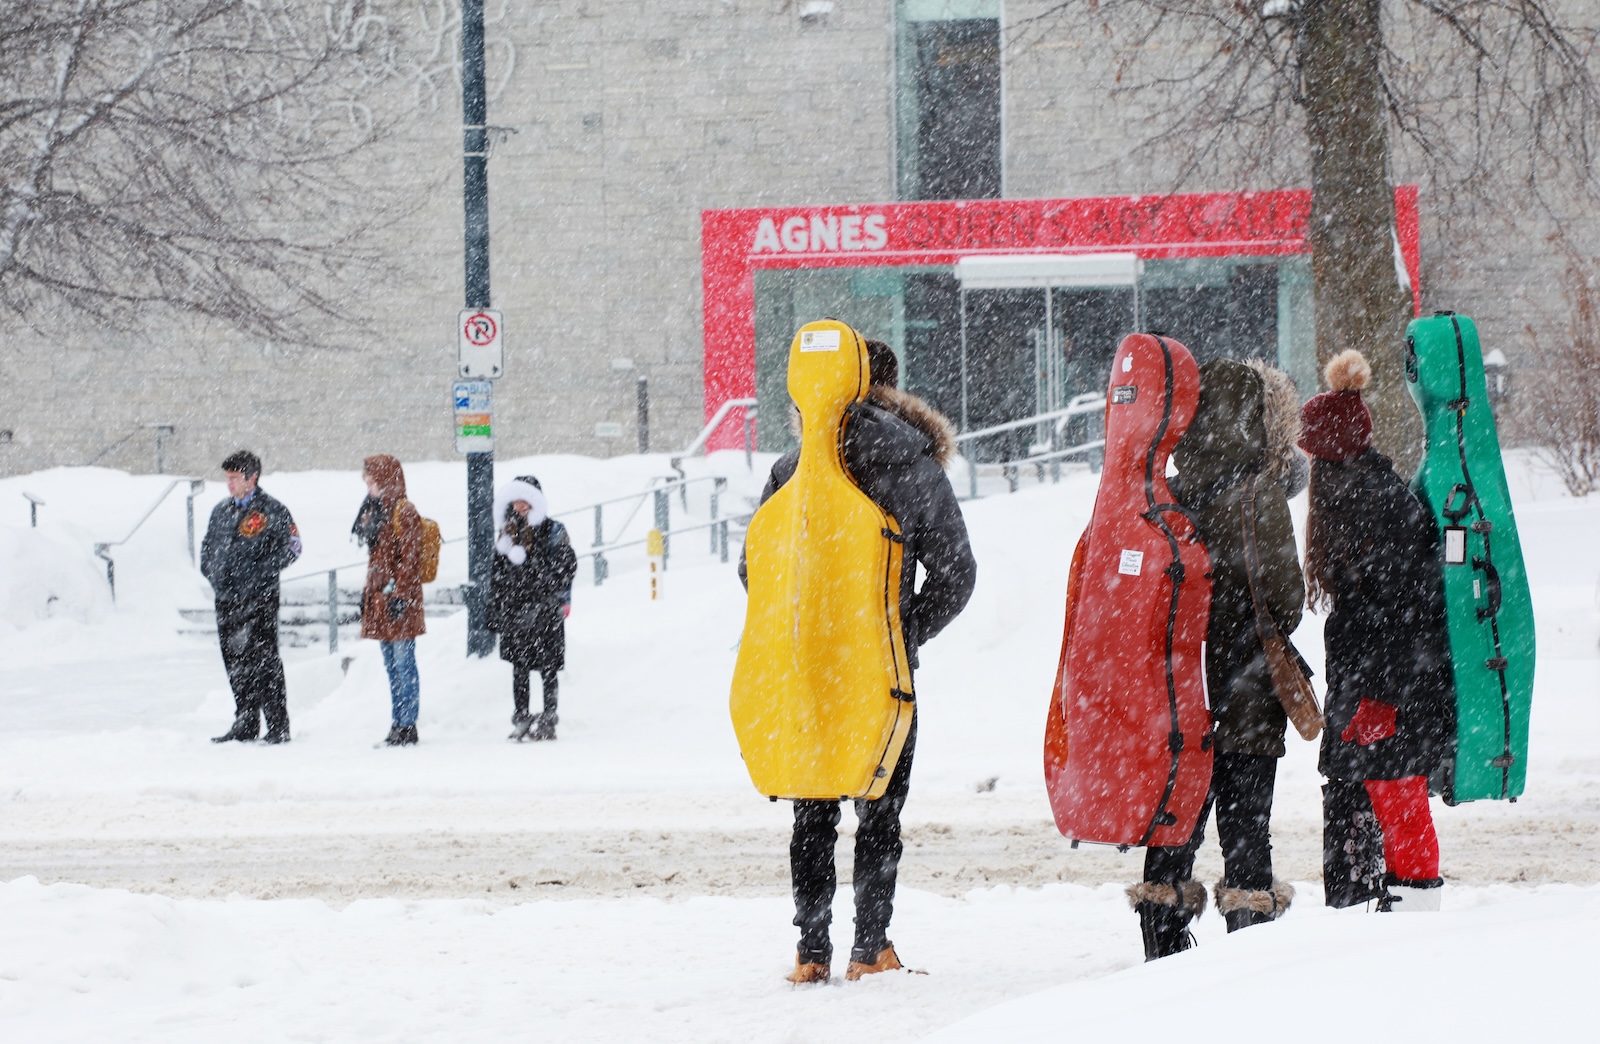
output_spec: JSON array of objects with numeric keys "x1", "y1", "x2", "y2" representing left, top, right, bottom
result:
[{"x1": 395, "y1": 498, "x2": 442, "y2": 584}]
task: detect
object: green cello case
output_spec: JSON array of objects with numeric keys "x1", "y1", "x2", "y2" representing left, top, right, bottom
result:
[{"x1": 1405, "y1": 312, "x2": 1534, "y2": 802}]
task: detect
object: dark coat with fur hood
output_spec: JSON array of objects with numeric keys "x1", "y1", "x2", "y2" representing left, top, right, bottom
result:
[
  {"x1": 1172, "y1": 359, "x2": 1306, "y2": 759},
  {"x1": 488, "y1": 512, "x2": 577, "y2": 671},
  {"x1": 740, "y1": 385, "x2": 977, "y2": 670}
]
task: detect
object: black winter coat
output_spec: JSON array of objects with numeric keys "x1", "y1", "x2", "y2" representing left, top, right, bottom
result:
[
  {"x1": 740, "y1": 386, "x2": 977, "y2": 670},
  {"x1": 200, "y1": 488, "x2": 300, "y2": 605},
  {"x1": 1172, "y1": 359, "x2": 1306, "y2": 759},
  {"x1": 488, "y1": 517, "x2": 577, "y2": 670},
  {"x1": 1315, "y1": 450, "x2": 1455, "y2": 781}
]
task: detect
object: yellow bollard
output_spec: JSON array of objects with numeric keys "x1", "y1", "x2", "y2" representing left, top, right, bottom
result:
[{"x1": 647, "y1": 528, "x2": 664, "y2": 600}]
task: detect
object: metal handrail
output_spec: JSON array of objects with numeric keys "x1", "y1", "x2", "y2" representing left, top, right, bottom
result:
[
  {"x1": 952, "y1": 393, "x2": 1105, "y2": 444},
  {"x1": 93, "y1": 477, "x2": 207, "y2": 599},
  {"x1": 955, "y1": 395, "x2": 1106, "y2": 499},
  {"x1": 679, "y1": 397, "x2": 758, "y2": 458},
  {"x1": 277, "y1": 474, "x2": 728, "y2": 588},
  {"x1": 278, "y1": 473, "x2": 738, "y2": 651}
]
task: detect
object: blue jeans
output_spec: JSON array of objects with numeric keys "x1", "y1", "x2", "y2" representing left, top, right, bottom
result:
[{"x1": 381, "y1": 640, "x2": 420, "y2": 727}]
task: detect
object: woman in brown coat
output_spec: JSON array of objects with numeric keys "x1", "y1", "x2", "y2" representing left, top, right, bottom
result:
[{"x1": 352, "y1": 455, "x2": 426, "y2": 746}]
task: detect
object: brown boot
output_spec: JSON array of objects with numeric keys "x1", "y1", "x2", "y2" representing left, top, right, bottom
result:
[
  {"x1": 845, "y1": 944, "x2": 922, "y2": 980},
  {"x1": 785, "y1": 957, "x2": 830, "y2": 984}
]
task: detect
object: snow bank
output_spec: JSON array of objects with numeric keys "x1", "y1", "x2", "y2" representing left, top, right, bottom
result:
[
  {"x1": 1, "y1": 874, "x2": 1592, "y2": 1043},
  {"x1": 0, "y1": 521, "x2": 110, "y2": 630},
  {"x1": 926, "y1": 885, "x2": 1600, "y2": 1043}
]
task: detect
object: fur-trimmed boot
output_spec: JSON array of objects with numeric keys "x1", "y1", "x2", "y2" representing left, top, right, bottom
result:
[
  {"x1": 1127, "y1": 881, "x2": 1207, "y2": 962},
  {"x1": 1214, "y1": 880, "x2": 1295, "y2": 933}
]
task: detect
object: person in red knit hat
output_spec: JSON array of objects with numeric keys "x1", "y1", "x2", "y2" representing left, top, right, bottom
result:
[{"x1": 1300, "y1": 349, "x2": 1455, "y2": 911}]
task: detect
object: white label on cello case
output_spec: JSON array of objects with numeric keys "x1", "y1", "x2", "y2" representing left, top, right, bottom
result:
[
  {"x1": 799, "y1": 330, "x2": 841, "y2": 352},
  {"x1": 1122, "y1": 354, "x2": 1134, "y2": 372},
  {"x1": 1474, "y1": 579, "x2": 1481, "y2": 599},
  {"x1": 1119, "y1": 549, "x2": 1144, "y2": 576},
  {"x1": 1444, "y1": 526, "x2": 1467, "y2": 565}
]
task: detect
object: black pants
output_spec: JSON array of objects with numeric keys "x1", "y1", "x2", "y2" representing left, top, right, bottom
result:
[
  {"x1": 216, "y1": 597, "x2": 288, "y2": 739},
  {"x1": 1144, "y1": 751, "x2": 1277, "y2": 892},
  {"x1": 791, "y1": 716, "x2": 916, "y2": 966},
  {"x1": 512, "y1": 668, "x2": 558, "y2": 719}
]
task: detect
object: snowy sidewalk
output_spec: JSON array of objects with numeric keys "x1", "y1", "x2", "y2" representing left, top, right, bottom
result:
[{"x1": 1, "y1": 452, "x2": 1597, "y2": 1040}]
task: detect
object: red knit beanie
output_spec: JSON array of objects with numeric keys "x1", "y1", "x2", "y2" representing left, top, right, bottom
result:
[{"x1": 1298, "y1": 350, "x2": 1373, "y2": 462}]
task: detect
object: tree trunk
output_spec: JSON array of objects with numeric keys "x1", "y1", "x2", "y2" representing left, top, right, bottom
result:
[{"x1": 1301, "y1": 0, "x2": 1421, "y2": 473}]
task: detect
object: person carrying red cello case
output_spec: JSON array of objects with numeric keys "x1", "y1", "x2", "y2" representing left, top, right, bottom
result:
[
  {"x1": 1128, "y1": 358, "x2": 1314, "y2": 960},
  {"x1": 1044, "y1": 333, "x2": 1214, "y2": 923}
]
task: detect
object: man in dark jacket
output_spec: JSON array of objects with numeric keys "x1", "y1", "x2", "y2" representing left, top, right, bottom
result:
[
  {"x1": 201, "y1": 450, "x2": 301, "y2": 744},
  {"x1": 1130, "y1": 359, "x2": 1307, "y2": 959},
  {"x1": 741, "y1": 339, "x2": 976, "y2": 983}
]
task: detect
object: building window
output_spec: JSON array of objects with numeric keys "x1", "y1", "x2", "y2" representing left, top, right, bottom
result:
[{"x1": 895, "y1": 0, "x2": 1002, "y2": 201}]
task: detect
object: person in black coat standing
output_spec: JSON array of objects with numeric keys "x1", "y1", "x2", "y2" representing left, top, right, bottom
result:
[
  {"x1": 741, "y1": 340, "x2": 976, "y2": 984},
  {"x1": 487, "y1": 476, "x2": 577, "y2": 741},
  {"x1": 1301, "y1": 350, "x2": 1454, "y2": 912},
  {"x1": 201, "y1": 450, "x2": 301, "y2": 744}
]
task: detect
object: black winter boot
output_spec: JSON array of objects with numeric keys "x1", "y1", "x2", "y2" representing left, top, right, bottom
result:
[
  {"x1": 531, "y1": 713, "x2": 557, "y2": 741},
  {"x1": 508, "y1": 710, "x2": 535, "y2": 741},
  {"x1": 1214, "y1": 880, "x2": 1294, "y2": 933},
  {"x1": 1127, "y1": 881, "x2": 1206, "y2": 961},
  {"x1": 212, "y1": 714, "x2": 260, "y2": 743},
  {"x1": 400, "y1": 725, "x2": 418, "y2": 746},
  {"x1": 382, "y1": 724, "x2": 405, "y2": 746}
]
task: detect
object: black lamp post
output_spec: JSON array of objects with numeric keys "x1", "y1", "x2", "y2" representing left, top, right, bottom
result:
[{"x1": 461, "y1": 0, "x2": 495, "y2": 657}]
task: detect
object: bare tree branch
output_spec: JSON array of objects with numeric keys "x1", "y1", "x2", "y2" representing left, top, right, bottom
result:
[{"x1": 0, "y1": 0, "x2": 415, "y2": 345}]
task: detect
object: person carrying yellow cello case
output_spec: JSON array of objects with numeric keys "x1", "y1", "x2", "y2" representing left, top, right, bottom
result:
[{"x1": 734, "y1": 322, "x2": 975, "y2": 985}]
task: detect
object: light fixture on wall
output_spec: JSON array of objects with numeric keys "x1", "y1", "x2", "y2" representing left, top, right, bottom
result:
[{"x1": 798, "y1": 1, "x2": 834, "y2": 25}]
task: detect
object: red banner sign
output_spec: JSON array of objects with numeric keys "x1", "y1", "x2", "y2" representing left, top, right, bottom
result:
[{"x1": 701, "y1": 187, "x2": 1422, "y2": 450}]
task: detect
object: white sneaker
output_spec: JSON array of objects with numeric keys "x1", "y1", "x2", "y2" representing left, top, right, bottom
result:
[{"x1": 1384, "y1": 881, "x2": 1442, "y2": 912}]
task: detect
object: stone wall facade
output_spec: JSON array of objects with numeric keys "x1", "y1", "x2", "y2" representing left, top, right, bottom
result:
[{"x1": 0, "y1": 1, "x2": 1587, "y2": 477}]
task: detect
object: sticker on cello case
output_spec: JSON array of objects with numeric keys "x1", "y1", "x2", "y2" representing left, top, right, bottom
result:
[
  {"x1": 1118, "y1": 549, "x2": 1144, "y2": 576},
  {"x1": 799, "y1": 330, "x2": 841, "y2": 352},
  {"x1": 1122, "y1": 354, "x2": 1133, "y2": 372},
  {"x1": 1444, "y1": 526, "x2": 1467, "y2": 565},
  {"x1": 1112, "y1": 385, "x2": 1137, "y2": 404}
]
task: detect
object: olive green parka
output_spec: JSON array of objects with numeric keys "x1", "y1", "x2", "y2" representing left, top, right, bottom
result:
[{"x1": 1173, "y1": 360, "x2": 1306, "y2": 759}]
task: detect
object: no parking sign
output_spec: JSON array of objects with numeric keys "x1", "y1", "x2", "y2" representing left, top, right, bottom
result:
[{"x1": 458, "y1": 308, "x2": 503, "y2": 379}]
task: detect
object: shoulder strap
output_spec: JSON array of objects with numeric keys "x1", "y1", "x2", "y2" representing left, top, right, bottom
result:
[{"x1": 1239, "y1": 476, "x2": 1277, "y2": 640}]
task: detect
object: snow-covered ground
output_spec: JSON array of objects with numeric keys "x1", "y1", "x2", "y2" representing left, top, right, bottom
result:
[{"x1": 0, "y1": 450, "x2": 1595, "y2": 1041}]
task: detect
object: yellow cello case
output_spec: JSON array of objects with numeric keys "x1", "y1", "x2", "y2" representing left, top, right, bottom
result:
[{"x1": 730, "y1": 319, "x2": 915, "y2": 800}]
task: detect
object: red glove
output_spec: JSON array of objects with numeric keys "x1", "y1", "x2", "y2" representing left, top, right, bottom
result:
[
  {"x1": 1341, "y1": 698, "x2": 1397, "y2": 746},
  {"x1": 562, "y1": 603, "x2": 571, "y2": 619}
]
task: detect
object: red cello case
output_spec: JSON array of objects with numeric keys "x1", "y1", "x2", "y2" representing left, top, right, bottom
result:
[{"x1": 1043, "y1": 333, "x2": 1213, "y2": 848}]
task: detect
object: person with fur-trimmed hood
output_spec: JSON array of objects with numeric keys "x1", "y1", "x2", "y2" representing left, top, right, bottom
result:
[
  {"x1": 487, "y1": 476, "x2": 577, "y2": 741},
  {"x1": 740, "y1": 338, "x2": 976, "y2": 984},
  {"x1": 1128, "y1": 358, "x2": 1308, "y2": 960},
  {"x1": 1300, "y1": 349, "x2": 1453, "y2": 912}
]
